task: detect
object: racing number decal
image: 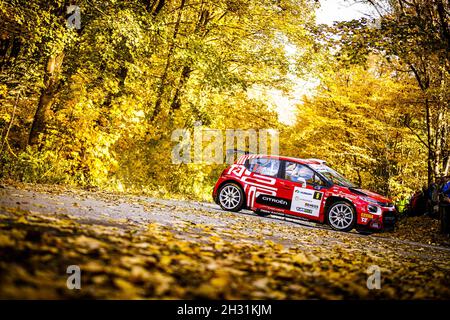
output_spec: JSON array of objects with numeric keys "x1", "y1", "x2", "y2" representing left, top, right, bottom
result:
[
  {"x1": 290, "y1": 187, "x2": 323, "y2": 217},
  {"x1": 313, "y1": 192, "x2": 323, "y2": 200}
]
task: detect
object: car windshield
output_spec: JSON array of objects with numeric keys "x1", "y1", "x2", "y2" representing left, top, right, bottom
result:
[{"x1": 309, "y1": 164, "x2": 357, "y2": 188}]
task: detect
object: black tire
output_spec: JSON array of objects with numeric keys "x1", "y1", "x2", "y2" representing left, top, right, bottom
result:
[
  {"x1": 326, "y1": 201, "x2": 356, "y2": 232},
  {"x1": 218, "y1": 182, "x2": 245, "y2": 212}
]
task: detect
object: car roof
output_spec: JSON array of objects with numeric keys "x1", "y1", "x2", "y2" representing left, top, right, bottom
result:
[{"x1": 236, "y1": 154, "x2": 326, "y2": 165}]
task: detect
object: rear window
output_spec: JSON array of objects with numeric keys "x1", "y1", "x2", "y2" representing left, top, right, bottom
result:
[{"x1": 247, "y1": 157, "x2": 280, "y2": 177}]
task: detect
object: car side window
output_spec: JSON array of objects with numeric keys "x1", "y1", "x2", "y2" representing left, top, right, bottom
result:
[
  {"x1": 285, "y1": 161, "x2": 325, "y2": 186},
  {"x1": 248, "y1": 157, "x2": 280, "y2": 177},
  {"x1": 312, "y1": 173, "x2": 326, "y2": 186}
]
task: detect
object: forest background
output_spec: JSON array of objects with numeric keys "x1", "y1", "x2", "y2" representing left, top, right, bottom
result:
[{"x1": 1, "y1": 0, "x2": 449, "y2": 204}]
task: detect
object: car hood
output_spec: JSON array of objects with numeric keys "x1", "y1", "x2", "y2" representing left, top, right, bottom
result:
[{"x1": 348, "y1": 187, "x2": 392, "y2": 204}]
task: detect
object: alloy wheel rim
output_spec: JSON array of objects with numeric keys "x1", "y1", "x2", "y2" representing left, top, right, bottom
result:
[
  {"x1": 329, "y1": 204, "x2": 353, "y2": 229},
  {"x1": 219, "y1": 185, "x2": 241, "y2": 209}
]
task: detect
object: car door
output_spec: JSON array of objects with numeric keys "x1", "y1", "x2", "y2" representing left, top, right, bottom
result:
[
  {"x1": 245, "y1": 157, "x2": 290, "y2": 212},
  {"x1": 277, "y1": 161, "x2": 327, "y2": 221}
]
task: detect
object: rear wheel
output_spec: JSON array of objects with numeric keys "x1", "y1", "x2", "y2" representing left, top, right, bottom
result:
[
  {"x1": 327, "y1": 201, "x2": 356, "y2": 232},
  {"x1": 218, "y1": 183, "x2": 245, "y2": 212}
]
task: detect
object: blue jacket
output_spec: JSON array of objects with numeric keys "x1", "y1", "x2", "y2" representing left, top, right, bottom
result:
[{"x1": 442, "y1": 181, "x2": 450, "y2": 197}]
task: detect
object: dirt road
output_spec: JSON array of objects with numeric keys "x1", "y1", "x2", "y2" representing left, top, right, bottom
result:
[{"x1": 0, "y1": 184, "x2": 449, "y2": 299}]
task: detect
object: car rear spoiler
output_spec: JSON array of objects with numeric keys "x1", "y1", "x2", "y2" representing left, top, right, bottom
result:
[
  {"x1": 225, "y1": 149, "x2": 254, "y2": 157},
  {"x1": 225, "y1": 149, "x2": 254, "y2": 164}
]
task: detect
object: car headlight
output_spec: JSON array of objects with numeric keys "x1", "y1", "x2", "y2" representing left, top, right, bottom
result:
[{"x1": 367, "y1": 204, "x2": 380, "y2": 214}]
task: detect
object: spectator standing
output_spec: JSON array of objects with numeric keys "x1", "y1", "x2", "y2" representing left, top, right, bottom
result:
[{"x1": 439, "y1": 176, "x2": 450, "y2": 234}]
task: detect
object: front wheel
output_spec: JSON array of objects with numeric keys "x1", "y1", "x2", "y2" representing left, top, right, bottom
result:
[
  {"x1": 218, "y1": 183, "x2": 245, "y2": 212},
  {"x1": 326, "y1": 201, "x2": 356, "y2": 232}
]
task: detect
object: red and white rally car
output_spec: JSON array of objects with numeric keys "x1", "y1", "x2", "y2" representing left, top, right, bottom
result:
[{"x1": 213, "y1": 154, "x2": 396, "y2": 233}]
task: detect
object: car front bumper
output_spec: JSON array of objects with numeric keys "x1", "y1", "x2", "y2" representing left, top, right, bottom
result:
[{"x1": 363, "y1": 210, "x2": 396, "y2": 231}]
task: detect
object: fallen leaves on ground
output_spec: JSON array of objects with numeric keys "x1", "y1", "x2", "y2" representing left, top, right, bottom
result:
[
  {"x1": 0, "y1": 184, "x2": 449, "y2": 299},
  {"x1": 0, "y1": 206, "x2": 449, "y2": 299},
  {"x1": 374, "y1": 216, "x2": 450, "y2": 247}
]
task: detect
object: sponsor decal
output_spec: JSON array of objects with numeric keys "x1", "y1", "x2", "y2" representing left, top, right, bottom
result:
[
  {"x1": 295, "y1": 190, "x2": 313, "y2": 196},
  {"x1": 304, "y1": 202, "x2": 319, "y2": 209},
  {"x1": 361, "y1": 213, "x2": 374, "y2": 219},
  {"x1": 290, "y1": 187, "x2": 323, "y2": 217},
  {"x1": 296, "y1": 207, "x2": 313, "y2": 214},
  {"x1": 256, "y1": 194, "x2": 291, "y2": 209}
]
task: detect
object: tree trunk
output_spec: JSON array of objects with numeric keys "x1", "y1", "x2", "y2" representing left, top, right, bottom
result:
[
  {"x1": 425, "y1": 97, "x2": 434, "y2": 185},
  {"x1": 434, "y1": 105, "x2": 443, "y2": 178},
  {"x1": 146, "y1": 0, "x2": 166, "y2": 16},
  {"x1": 28, "y1": 52, "x2": 64, "y2": 145},
  {"x1": 149, "y1": 0, "x2": 186, "y2": 122},
  {"x1": 444, "y1": 156, "x2": 450, "y2": 176},
  {"x1": 169, "y1": 65, "x2": 191, "y2": 112},
  {"x1": 435, "y1": 0, "x2": 450, "y2": 56},
  {"x1": 168, "y1": 9, "x2": 211, "y2": 115}
]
